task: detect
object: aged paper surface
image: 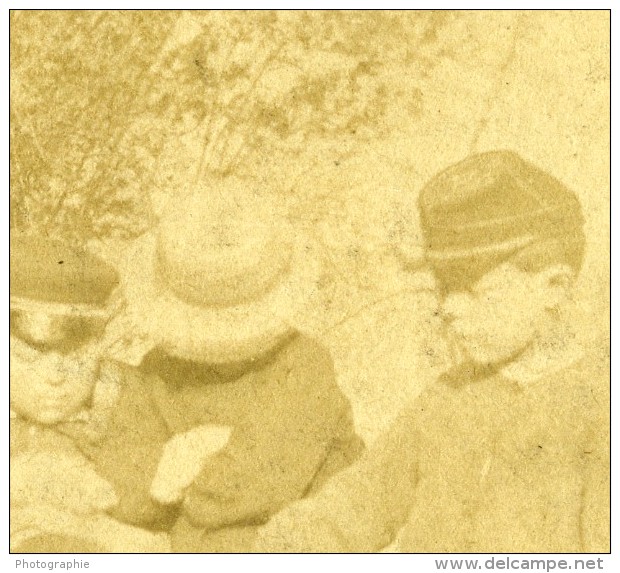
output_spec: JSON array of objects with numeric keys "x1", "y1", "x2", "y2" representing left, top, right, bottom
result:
[{"x1": 10, "y1": 10, "x2": 609, "y2": 554}]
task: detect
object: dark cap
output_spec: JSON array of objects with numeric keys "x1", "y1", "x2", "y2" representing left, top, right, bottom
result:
[
  {"x1": 10, "y1": 232, "x2": 119, "y2": 316},
  {"x1": 418, "y1": 151, "x2": 584, "y2": 288}
]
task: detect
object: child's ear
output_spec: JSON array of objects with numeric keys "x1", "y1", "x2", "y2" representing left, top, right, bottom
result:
[{"x1": 537, "y1": 264, "x2": 575, "y2": 308}]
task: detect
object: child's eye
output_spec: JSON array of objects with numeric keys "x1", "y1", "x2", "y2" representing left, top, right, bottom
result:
[
  {"x1": 11, "y1": 317, "x2": 105, "y2": 355},
  {"x1": 10, "y1": 336, "x2": 44, "y2": 362}
]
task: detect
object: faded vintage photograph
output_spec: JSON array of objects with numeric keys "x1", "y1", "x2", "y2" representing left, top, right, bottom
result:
[{"x1": 9, "y1": 10, "x2": 610, "y2": 554}]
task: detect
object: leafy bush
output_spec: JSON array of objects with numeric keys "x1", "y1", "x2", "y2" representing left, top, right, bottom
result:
[{"x1": 11, "y1": 10, "x2": 458, "y2": 243}]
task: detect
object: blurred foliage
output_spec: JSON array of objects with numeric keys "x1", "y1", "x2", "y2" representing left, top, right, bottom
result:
[
  {"x1": 11, "y1": 10, "x2": 459, "y2": 243},
  {"x1": 11, "y1": 11, "x2": 176, "y2": 241}
]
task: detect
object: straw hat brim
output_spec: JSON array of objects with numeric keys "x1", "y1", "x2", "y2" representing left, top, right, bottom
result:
[{"x1": 121, "y1": 233, "x2": 322, "y2": 362}]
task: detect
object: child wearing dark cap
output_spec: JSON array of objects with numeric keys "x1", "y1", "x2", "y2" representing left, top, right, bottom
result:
[
  {"x1": 254, "y1": 150, "x2": 610, "y2": 553},
  {"x1": 10, "y1": 234, "x2": 174, "y2": 552}
]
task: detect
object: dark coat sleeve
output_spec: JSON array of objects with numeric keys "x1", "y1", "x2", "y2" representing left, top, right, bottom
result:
[
  {"x1": 91, "y1": 363, "x2": 178, "y2": 531},
  {"x1": 179, "y1": 337, "x2": 364, "y2": 531},
  {"x1": 254, "y1": 401, "x2": 421, "y2": 552},
  {"x1": 305, "y1": 401, "x2": 365, "y2": 495}
]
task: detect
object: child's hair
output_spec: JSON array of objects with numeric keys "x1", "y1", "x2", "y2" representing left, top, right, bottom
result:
[
  {"x1": 418, "y1": 150, "x2": 587, "y2": 292},
  {"x1": 431, "y1": 233, "x2": 586, "y2": 294},
  {"x1": 509, "y1": 232, "x2": 586, "y2": 276}
]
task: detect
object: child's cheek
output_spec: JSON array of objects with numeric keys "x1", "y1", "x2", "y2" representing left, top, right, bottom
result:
[
  {"x1": 72, "y1": 341, "x2": 104, "y2": 369},
  {"x1": 477, "y1": 300, "x2": 522, "y2": 356},
  {"x1": 66, "y1": 353, "x2": 99, "y2": 385}
]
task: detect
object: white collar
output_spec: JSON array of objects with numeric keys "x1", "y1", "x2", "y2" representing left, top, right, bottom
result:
[{"x1": 501, "y1": 338, "x2": 584, "y2": 388}]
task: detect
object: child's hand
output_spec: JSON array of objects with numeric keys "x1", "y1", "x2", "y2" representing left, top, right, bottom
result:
[
  {"x1": 11, "y1": 452, "x2": 118, "y2": 514},
  {"x1": 150, "y1": 425, "x2": 232, "y2": 504}
]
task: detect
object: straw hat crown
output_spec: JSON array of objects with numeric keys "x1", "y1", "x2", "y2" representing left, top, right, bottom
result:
[{"x1": 156, "y1": 182, "x2": 294, "y2": 309}]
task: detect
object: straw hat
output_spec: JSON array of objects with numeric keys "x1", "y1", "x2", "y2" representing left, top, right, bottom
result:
[{"x1": 123, "y1": 178, "x2": 321, "y2": 363}]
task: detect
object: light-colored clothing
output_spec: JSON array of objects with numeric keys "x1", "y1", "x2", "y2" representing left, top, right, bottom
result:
[
  {"x1": 140, "y1": 332, "x2": 364, "y2": 552},
  {"x1": 256, "y1": 347, "x2": 610, "y2": 553},
  {"x1": 11, "y1": 360, "x2": 175, "y2": 531}
]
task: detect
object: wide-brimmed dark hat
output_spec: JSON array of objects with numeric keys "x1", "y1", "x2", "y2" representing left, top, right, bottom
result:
[{"x1": 418, "y1": 150, "x2": 584, "y2": 288}]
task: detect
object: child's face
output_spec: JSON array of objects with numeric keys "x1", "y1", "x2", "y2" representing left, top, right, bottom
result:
[
  {"x1": 438, "y1": 262, "x2": 564, "y2": 365},
  {"x1": 10, "y1": 311, "x2": 105, "y2": 424}
]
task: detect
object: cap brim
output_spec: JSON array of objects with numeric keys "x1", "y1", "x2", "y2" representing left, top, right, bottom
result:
[
  {"x1": 425, "y1": 235, "x2": 535, "y2": 262},
  {"x1": 10, "y1": 295, "x2": 115, "y2": 319}
]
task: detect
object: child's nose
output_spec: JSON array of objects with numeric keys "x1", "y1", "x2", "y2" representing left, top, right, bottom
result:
[{"x1": 41, "y1": 353, "x2": 67, "y2": 386}]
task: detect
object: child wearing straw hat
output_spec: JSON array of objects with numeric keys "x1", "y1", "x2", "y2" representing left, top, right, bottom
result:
[
  {"x1": 253, "y1": 150, "x2": 609, "y2": 553},
  {"x1": 10, "y1": 233, "x2": 176, "y2": 552},
  {"x1": 122, "y1": 178, "x2": 364, "y2": 552}
]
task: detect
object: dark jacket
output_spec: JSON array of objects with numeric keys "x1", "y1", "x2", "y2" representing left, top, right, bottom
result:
[
  {"x1": 140, "y1": 331, "x2": 364, "y2": 552},
  {"x1": 255, "y1": 348, "x2": 610, "y2": 553},
  {"x1": 54, "y1": 361, "x2": 174, "y2": 530}
]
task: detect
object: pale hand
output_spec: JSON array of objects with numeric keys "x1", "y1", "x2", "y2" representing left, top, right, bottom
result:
[{"x1": 150, "y1": 424, "x2": 232, "y2": 504}]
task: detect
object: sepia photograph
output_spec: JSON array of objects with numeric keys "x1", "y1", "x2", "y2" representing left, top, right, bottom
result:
[{"x1": 8, "y1": 7, "x2": 610, "y2": 559}]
